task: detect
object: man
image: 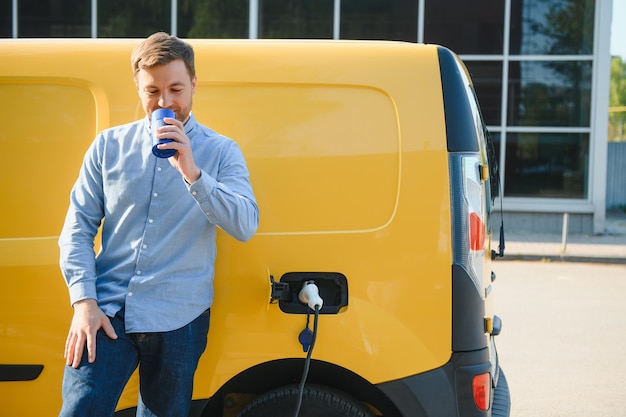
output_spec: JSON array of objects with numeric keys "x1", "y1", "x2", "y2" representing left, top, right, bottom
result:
[{"x1": 58, "y1": 32, "x2": 259, "y2": 416}]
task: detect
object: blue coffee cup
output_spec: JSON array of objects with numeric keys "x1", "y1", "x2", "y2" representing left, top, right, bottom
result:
[{"x1": 151, "y1": 108, "x2": 177, "y2": 158}]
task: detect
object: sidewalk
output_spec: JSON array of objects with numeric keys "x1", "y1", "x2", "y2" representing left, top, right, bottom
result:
[{"x1": 494, "y1": 209, "x2": 626, "y2": 264}]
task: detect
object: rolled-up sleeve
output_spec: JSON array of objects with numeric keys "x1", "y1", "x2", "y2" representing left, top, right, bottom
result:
[{"x1": 188, "y1": 141, "x2": 259, "y2": 242}]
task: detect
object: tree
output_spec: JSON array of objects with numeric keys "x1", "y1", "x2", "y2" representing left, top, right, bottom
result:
[{"x1": 609, "y1": 56, "x2": 626, "y2": 142}]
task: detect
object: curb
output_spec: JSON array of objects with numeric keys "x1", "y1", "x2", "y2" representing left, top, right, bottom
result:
[{"x1": 495, "y1": 254, "x2": 626, "y2": 265}]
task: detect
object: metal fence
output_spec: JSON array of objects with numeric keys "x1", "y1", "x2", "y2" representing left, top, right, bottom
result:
[{"x1": 607, "y1": 141, "x2": 626, "y2": 209}]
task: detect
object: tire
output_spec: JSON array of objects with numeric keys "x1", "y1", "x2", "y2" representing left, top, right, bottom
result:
[
  {"x1": 236, "y1": 385, "x2": 375, "y2": 417},
  {"x1": 492, "y1": 367, "x2": 511, "y2": 417}
]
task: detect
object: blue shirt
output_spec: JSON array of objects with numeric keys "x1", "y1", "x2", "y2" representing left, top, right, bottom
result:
[{"x1": 59, "y1": 113, "x2": 259, "y2": 332}]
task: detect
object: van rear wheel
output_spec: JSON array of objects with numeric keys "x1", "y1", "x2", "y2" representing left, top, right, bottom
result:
[{"x1": 236, "y1": 385, "x2": 374, "y2": 417}]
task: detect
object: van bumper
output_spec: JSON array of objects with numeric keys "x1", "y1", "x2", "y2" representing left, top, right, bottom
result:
[{"x1": 376, "y1": 348, "x2": 492, "y2": 417}]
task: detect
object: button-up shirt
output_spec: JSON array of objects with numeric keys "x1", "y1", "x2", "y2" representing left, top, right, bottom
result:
[{"x1": 59, "y1": 113, "x2": 259, "y2": 332}]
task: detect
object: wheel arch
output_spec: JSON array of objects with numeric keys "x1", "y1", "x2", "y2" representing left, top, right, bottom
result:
[{"x1": 201, "y1": 358, "x2": 401, "y2": 417}]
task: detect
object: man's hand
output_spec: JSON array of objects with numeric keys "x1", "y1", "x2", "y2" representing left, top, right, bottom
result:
[
  {"x1": 156, "y1": 116, "x2": 201, "y2": 184},
  {"x1": 64, "y1": 299, "x2": 118, "y2": 368}
]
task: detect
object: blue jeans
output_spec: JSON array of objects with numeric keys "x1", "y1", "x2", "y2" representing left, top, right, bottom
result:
[{"x1": 59, "y1": 309, "x2": 210, "y2": 417}]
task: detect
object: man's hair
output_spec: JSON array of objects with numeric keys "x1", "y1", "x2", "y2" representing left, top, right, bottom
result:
[{"x1": 131, "y1": 32, "x2": 196, "y2": 79}]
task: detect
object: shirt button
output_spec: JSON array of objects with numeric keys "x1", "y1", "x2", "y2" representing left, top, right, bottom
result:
[
  {"x1": 142, "y1": 244, "x2": 148, "y2": 249},
  {"x1": 192, "y1": 191, "x2": 197, "y2": 196},
  {"x1": 137, "y1": 270, "x2": 142, "y2": 275},
  {"x1": 148, "y1": 219, "x2": 154, "y2": 223},
  {"x1": 153, "y1": 192, "x2": 158, "y2": 198},
  {"x1": 128, "y1": 292, "x2": 133, "y2": 297},
  {"x1": 157, "y1": 167, "x2": 162, "y2": 172}
]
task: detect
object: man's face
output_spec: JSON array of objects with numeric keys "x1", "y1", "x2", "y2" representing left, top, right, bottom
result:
[{"x1": 135, "y1": 59, "x2": 196, "y2": 123}]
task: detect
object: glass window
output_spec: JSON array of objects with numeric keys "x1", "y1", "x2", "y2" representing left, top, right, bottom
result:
[
  {"x1": 340, "y1": 0, "x2": 418, "y2": 42},
  {"x1": 0, "y1": 0, "x2": 11, "y2": 38},
  {"x1": 504, "y1": 132, "x2": 588, "y2": 198},
  {"x1": 507, "y1": 60, "x2": 591, "y2": 127},
  {"x1": 509, "y1": 0, "x2": 595, "y2": 55},
  {"x1": 423, "y1": 0, "x2": 504, "y2": 54},
  {"x1": 491, "y1": 131, "x2": 501, "y2": 170},
  {"x1": 18, "y1": 0, "x2": 90, "y2": 37},
  {"x1": 259, "y1": 0, "x2": 333, "y2": 39},
  {"x1": 487, "y1": 130, "x2": 501, "y2": 199},
  {"x1": 98, "y1": 0, "x2": 170, "y2": 38},
  {"x1": 465, "y1": 61, "x2": 503, "y2": 126},
  {"x1": 178, "y1": 0, "x2": 248, "y2": 38}
]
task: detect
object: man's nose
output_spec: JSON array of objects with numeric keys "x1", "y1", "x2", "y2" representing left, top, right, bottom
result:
[{"x1": 158, "y1": 93, "x2": 172, "y2": 108}]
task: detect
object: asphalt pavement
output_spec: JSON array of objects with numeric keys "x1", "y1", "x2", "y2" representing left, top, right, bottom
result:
[
  {"x1": 491, "y1": 261, "x2": 626, "y2": 417},
  {"x1": 494, "y1": 209, "x2": 626, "y2": 264}
]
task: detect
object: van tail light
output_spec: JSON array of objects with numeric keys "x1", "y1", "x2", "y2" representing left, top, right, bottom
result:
[
  {"x1": 469, "y1": 211, "x2": 485, "y2": 251},
  {"x1": 472, "y1": 372, "x2": 491, "y2": 411},
  {"x1": 450, "y1": 154, "x2": 487, "y2": 291}
]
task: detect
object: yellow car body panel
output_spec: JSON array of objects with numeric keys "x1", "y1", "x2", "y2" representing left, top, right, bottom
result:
[{"x1": 0, "y1": 39, "x2": 499, "y2": 416}]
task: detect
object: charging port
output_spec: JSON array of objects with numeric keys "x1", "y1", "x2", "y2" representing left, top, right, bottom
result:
[{"x1": 272, "y1": 272, "x2": 348, "y2": 314}]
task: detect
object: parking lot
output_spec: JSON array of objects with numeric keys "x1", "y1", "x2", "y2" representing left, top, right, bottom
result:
[{"x1": 492, "y1": 260, "x2": 626, "y2": 417}]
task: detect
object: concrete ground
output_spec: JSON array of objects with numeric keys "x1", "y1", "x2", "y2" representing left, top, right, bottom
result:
[{"x1": 492, "y1": 260, "x2": 626, "y2": 417}]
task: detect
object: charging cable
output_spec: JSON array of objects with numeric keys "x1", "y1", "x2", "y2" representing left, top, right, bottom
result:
[{"x1": 293, "y1": 282, "x2": 323, "y2": 417}]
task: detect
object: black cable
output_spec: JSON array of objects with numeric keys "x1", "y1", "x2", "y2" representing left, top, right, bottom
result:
[{"x1": 293, "y1": 305, "x2": 320, "y2": 417}]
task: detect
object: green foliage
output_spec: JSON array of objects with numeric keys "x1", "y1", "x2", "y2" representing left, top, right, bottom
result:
[
  {"x1": 179, "y1": 0, "x2": 248, "y2": 38},
  {"x1": 609, "y1": 56, "x2": 626, "y2": 142},
  {"x1": 610, "y1": 57, "x2": 626, "y2": 107}
]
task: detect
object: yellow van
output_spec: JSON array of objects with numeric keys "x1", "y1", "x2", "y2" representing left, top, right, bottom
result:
[{"x1": 0, "y1": 39, "x2": 509, "y2": 417}]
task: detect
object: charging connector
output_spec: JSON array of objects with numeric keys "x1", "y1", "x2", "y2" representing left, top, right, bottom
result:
[{"x1": 298, "y1": 281, "x2": 324, "y2": 311}]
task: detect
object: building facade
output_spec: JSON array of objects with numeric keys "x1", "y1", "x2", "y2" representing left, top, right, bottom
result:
[{"x1": 1, "y1": 0, "x2": 613, "y2": 233}]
